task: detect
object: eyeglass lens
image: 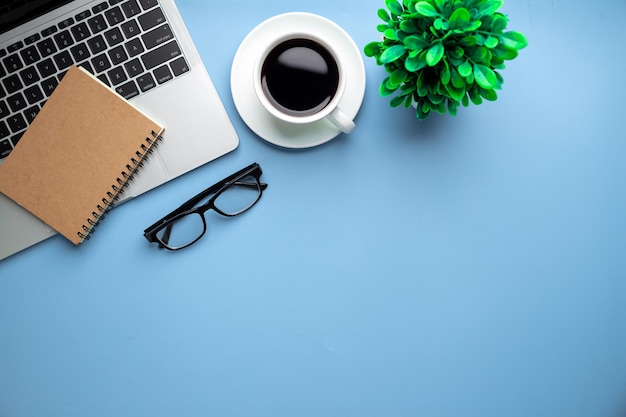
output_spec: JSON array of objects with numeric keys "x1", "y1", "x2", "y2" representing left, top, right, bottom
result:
[
  {"x1": 155, "y1": 174, "x2": 261, "y2": 249},
  {"x1": 214, "y1": 175, "x2": 261, "y2": 215}
]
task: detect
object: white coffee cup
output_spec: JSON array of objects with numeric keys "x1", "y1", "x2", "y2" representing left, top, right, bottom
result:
[{"x1": 253, "y1": 33, "x2": 355, "y2": 134}]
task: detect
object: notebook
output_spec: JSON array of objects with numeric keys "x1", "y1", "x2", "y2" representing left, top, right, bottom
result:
[
  {"x1": 0, "y1": 0, "x2": 239, "y2": 259},
  {"x1": 0, "y1": 65, "x2": 163, "y2": 244}
]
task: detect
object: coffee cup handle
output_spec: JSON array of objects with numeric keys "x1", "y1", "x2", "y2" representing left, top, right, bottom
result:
[{"x1": 327, "y1": 107, "x2": 355, "y2": 134}]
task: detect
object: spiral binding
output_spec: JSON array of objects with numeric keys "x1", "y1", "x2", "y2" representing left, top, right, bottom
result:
[{"x1": 77, "y1": 130, "x2": 163, "y2": 241}]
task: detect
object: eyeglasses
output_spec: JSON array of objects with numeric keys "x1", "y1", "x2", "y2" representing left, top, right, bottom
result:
[{"x1": 143, "y1": 163, "x2": 267, "y2": 250}]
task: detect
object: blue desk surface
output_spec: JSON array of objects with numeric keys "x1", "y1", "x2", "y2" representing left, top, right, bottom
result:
[{"x1": 2, "y1": 1, "x2": 626, "y2": 416}]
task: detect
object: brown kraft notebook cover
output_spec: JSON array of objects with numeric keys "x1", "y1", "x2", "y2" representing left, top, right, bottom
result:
[{"x1": 0, "y1": 66, "x2": 164, "y2": 244}]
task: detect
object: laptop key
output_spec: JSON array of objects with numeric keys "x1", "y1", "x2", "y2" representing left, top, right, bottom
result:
[
  {"x1": 54, "y1": 30, "x2": 74, "y2": 49},
  {"x1": 104, "y1": 27, "x2": 124, "y2": 47},
  {"x1": 71, "y1": 22, "x2": 91, "y2": 41},
  {"x1": 141, "y1": 40, "x2": 181, "y2": 70},
  {"x1": 70, "y1": 43, "x2": 90, "y2": 62},
  {"x1": 75, "y1": 10, "x2": 92, "y2": 21},
  {"x1": 20, "y1": 45, "x2": 40, "y2": 65},
  {"x1": 11, "y1": 132, "x2": 24, "y2": 148},
  {"x1": 137, "y1": 7, "x2": 165, "y2": 31},
  {"x1": 107, "y1": 66, "x2": 128, "y2": 86},
  {"x1": 92, "y1": 2, "x2": 109, "y2": 13},
  {"x1": 124, "y1": 58, "x2": 143, "y2": 77},
  {"x1": 0, "y1": 138, "x2": 11, "y2": 159},
  {"x1": 136, "y1": 72, "x2": 156, "y2": 92},
  {"x1": 3, "y1": 54, "x2": 23, "y2": 73},
  {"x1": 125, "y1": 38, "x2": 144, "y2": 57},
  {"x1": 58, "y1": 17, "x2": 75, "y2": 29},
  {"x1": 108, "y1": 45, "x2": 128, "y2": 65},
  {"x1": 87, "y1": 35, "x2": 107, "y2": 54},
  {"x1": 153, "y1": 64, "x2": 172, "y2": 84},
  {"x1": 0, "y1": 120, "x2": 9, "y2": 139},
  {"x1": 7, "y1": 93, "x2": 27, "y2": 113},
  {"x1": 0, "y1": 101, "x2": 10, "y2": 119},
  {"x1": 91, "y1": 53, "x2": 112, "y2": 73},
  {"x1": 170, "y1": 56, "x2": 189, "y2": 76},
  {"x1": 7, "y1": 113, "x2": 27, "y2": 133},
  {"x1": 121, "y1": 19, "x2": 140, "y2": 39},
  {"x1": 97, "y1": 73, "x2": 111, "y2": 86},
  {"x1": 19, "y1": 66, "x2": 40, "y2": 86},
  {"x1": 53, "y1": 50, "x2": 74, "y2": 71},
  {"x1": 142, "y1": 24, "x2": 173, "y2": 49},
  {"x1": 115, "y1": 80, "x2": 139, "y2": 100},
  {"x1": 3, "y1": 74, "x2": 23, "y2": 94},
  {"x1": 105, "y1": 6, "x2": 124, "y2": 25},
  {"x1": 37, "y1": 58, "x2": 57, "y2": 78},
  {"x1": 41, "y1": 25, "x2": 58, "y2": 37},
  {"x1": 139, "y1": 0, "x2": 158, "y2": 10},
  {"x1": 41, "y1": 77, "x2": 59, "y2": 97},
  {"x1": 37, "y1": 38, "x2": 57, "y2": 57},
  {"x1": 25, "y1": 34, "x2": 41, "y2": 45},
  {"x1": 24, "y1": 105, "x2": 41, "y2": 123},
  {"x1": 121, "y1": 0, "x2": 141, "y2": 18},
  {"x1": 24, "y1": 85, "x2": 44, "y2": 104},
  {"x1": 88, "y1": 14, "x2": 109, "y2": 34}
]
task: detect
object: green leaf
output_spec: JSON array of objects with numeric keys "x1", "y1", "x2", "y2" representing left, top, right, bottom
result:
[
  {"x1": 450, "y1": 66, "x2": 465, "y2": 88},
  {"x1": 445, "y1": 83, "x2": 465, "y2": 101},
  {"x1": 415, "y1": 1, "x2": 439, "y2": 17},
  {"x1": 491, "y1": 14, "x2": 508, "y2": 33},
  {"x1": 472, "y1": 46, "x2": 488, "y2": 62},
  {"x1": 380, "y1": 44, "x2": 407, "y2": 63},
  {"x1": 416, "y1": 100, "x2": 431, "y2": 119},
  {"x1": 384, "y1": 29, "x2": 398, "y2": 40},
  {"x1": 426, "y1": 43, "x2": 444, "y2": 66},
  {"x1": 400, "y1": 19, "x2": 418, "y2": 32},
  {"x1": 390, "y1": 68, "x2": 408, "y2": 86},
  {"x1": 480, "y1": 0, "x2": 504, "y2": 16},
  {"x1": 493, "y1": 46, "x2": 518, "y2": 60},
  {"x1": 473, "y1": 64, "x2": 497, "y2": 89},
  {"x1": 500, "y1": 31, "x2": 529, "y2": 50},
  {"x1": 380, "y1": 79, "x2": 397, "y2": 96},
  {"x1": 468, "y1": 86, "x2": 483, "y2": 105},
  {"x1": 405, "y1": 54, "x2": 427, "y2": 72},
  {"x1": 463, "y1": 20, "x2": 482, "y2": 32},
  {"x1": 390, "y1": 94, "x2": 406, "y2": 107},
  {"x1": 440, "y1": 61, "x2": 451, "y2": 85},
  {"x1": 448, "y1": 7, "x2": 470, "y2": 29},
  {"x1": 377, "y1": 8, "x2": 391, "y2": 22},
  {"x1": 479, "y1": 87, "x2": 498, "y2": 101},
  {"x1": 484, "y1": 36, "x2": 499, "y2": 49},
  {"x1": 457, "y1": 60, "x2": 472, "y2": 78},
  {"x1": 460, "y1": 35, "x2": 478, "y2": 46},
  {"x1": 434, "y1": 0, "x2": 445, "y2": 11},
  {"x1": 447, "y1": 99, "x2": 458, "y2": 116},
  {"x1": 386, "y1": 0, "x2": 404, "y2": 16},
  {"x1": 364, "y1": 42, "x2": 382, "y2": 57},
  {"x1": 404, "y1": 35, "x2": 429, "y2": 51}
]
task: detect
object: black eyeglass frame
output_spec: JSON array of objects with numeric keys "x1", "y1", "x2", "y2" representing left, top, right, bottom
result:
[{"x1": 143, "y1": 162, "x2": 267, "y2": 250}]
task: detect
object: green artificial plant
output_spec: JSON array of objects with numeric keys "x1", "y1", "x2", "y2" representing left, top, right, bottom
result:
[{"x1": 364, "y1": 0, "x2": 528, "y2": 120}]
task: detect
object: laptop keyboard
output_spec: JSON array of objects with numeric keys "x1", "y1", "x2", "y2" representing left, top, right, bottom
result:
[{"x1": 0, "y1": 0, "x2": 190, "y2": 161}]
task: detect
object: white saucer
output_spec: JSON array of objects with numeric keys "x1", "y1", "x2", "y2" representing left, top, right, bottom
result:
[{"x1": 230, "y1": 12, "x2": 366, "y2": 149}]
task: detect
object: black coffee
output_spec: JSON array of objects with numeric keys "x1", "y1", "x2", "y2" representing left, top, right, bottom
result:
[{"x1": 261, "y1": 38, "x2": 339, "y2": 117}]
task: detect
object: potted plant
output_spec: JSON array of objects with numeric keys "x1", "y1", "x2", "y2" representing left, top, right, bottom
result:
[{"x1": 364, "y1": 0, "x2": 528, "y2": 120}]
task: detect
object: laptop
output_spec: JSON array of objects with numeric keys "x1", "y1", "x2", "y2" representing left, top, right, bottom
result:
[{"x1": 0, "y1": 0, "x2": 239, "y2": 260}]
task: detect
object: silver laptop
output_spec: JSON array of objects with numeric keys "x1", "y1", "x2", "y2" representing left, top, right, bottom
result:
[{"x1": 0, "y1": 0, "x2": 239, "y2": 260}]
